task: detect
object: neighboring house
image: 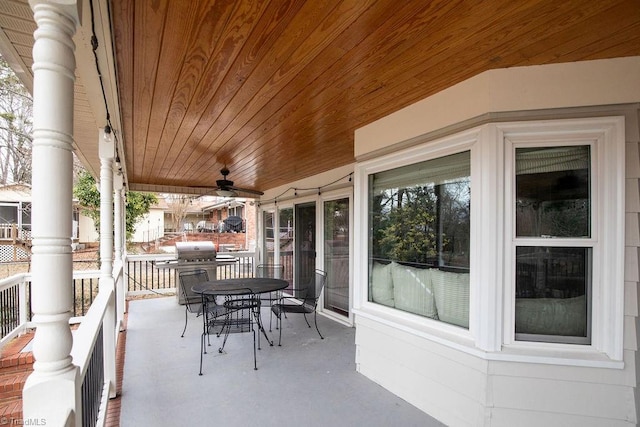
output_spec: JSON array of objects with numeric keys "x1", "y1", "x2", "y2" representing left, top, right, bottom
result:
[
  {"x1": 162, "y1": 196, "x2": 215, "y2": 233},
  {"x1": 0, "y1": 184, "x2": 32, "y2": 261},
  {"x1": 0, "y1": 184, "x2": 168, "y2": 247},
  {"x1": 202, "y1": 198, "x2": 257, "y2": 251},
  {"x1": 76, "y1": 212, "x2": 98, "y2": 244},
  {"x1": 130, "y1": 201, "x2": 166, "y2": 244},
  {"x1": 162, "y1": 195, "x2": 257, "y2": 251},
  {"x1": 0, "y1": 184, "x2": 99, "y2": 251}
]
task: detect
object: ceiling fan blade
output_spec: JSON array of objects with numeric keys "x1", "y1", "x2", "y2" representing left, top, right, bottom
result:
[{"x1": 229, "y1": 186, "x2": 264, "y2": 196}]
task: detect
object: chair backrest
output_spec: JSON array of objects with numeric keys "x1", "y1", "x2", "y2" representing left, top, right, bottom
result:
[
  {"x1": 301, "y1": 269, "x2": 326, "y2": 310},
  {"x1": 179, "y1": 269, "x2": 209, "y2": 310},
  {"x1": 256, "y1": 264, "x2": 285, "y2": 279}
]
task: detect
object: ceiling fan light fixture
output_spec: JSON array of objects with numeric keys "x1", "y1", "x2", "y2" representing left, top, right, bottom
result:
[
  {"x1": 206, "y1": 167, "x2": 264, "y2": 197},
  {"x1": 216, "y1": 189, "x2": 238, "y2": 197}
]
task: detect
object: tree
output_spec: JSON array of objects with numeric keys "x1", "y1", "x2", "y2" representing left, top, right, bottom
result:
[
  {"x1": 74, "y1": 170, "x2": 158, "y2": 241},
  {"x1": 0, "y1": 56, "x2": 33, "y2": 184},
  {"x1": 375, "y1": 186, "x2": 439, "y2": 264},
  {"x1": 164, "y1": 194, "x2": 192, "y2": 231},
  {"x1": 371, "y1": 180, "x2": 471, "y2": 267}
]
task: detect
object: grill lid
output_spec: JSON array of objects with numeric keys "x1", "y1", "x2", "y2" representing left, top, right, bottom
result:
[{"x1": 175, "y1": 241, "x2": 217, "y2": 261}]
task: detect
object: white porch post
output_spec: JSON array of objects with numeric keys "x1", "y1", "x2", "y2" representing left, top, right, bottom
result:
[
  {"x1": 99, "y1": 128, "x2": 117, "y2": 398},
  {"x1": 114, "y1": 170, "x2": 126, "y2": 325},
  {"x1": 114, "y1": 171, "x2": 124, "y2": 262},
  {"x1": 23, "y1": 0, "x2": 80, "y2": 424}
]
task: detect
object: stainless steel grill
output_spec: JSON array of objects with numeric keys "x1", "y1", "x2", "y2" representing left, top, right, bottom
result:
[
  {"x1": 175, "y1": 241, "x2": 218, "y2": 264},
  {"x1": 155, "y1": 242, "x2": 218, "y2": 304}
]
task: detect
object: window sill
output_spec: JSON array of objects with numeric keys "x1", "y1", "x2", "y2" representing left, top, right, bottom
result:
[
  {"x1": 493, "y1": 343, "x2": 624, "y2": 369},
  {"x1": 354, "y1": 305, "x2": 624, "y2": 370}
]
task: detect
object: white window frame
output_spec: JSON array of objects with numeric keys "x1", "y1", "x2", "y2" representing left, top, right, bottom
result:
[
  {"x1": 259, "y1": 207, "x2": 277, "y2": 266},
  {"x1": 500, "y1": 117, "x2": 625, "y2": 361},
  {"x1": 318, "y1": 189, "x2": 354, "y2": 325},
  {"x1": 354, "y1": 116, "x2": 625, "y2": 365},
  {"x1": 354, "y1": 128, "x2": 481, "y2": 344}
]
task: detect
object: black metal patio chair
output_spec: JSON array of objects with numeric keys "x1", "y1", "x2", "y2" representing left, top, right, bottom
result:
[
  {"x1": 271, "y1": 269, "x2": 327, "y2": 346},
  {"x1": 217, "y1": 288, "x2": 262, "y2": 371},
  {"x1": 256, "y1": 264, "x2": 285, "y2": 331},
  {"x1": 179, "y1": 269, "x2": 226, "y2": 337}
]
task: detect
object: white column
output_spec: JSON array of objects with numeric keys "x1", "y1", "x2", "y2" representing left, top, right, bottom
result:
[
  {"x1": 99, "y1": 128, "x2": 117, "y2": 398},
  {"x1": 114, "y1": 170, "x2": 124, "y2": 262},
  {"x1": 114, "y1": 170, "x2": 125, "y2": 327},
  {"x1": 23, "y1": 0, "x2": 80, "y2": 424}
]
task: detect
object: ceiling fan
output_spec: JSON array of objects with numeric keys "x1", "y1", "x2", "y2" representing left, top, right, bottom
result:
[{"x1": 211, "y1": 167, "x2": 264, "y2": 197}]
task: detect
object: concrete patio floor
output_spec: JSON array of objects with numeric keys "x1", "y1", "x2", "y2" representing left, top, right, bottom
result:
[{"x1": 120, "y1": 296, "x2": 444, "y2": 427}]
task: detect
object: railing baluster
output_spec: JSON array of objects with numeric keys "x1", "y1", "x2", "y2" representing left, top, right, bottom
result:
[
  {"x1": 80, "y1": 327, "x2": 104, "y2": 427},
  {"x1": 78, "y1": 278, "x2": 83, "y2": 317},
  {"x1": 1, "y1": 290, "x2": 6, "y2": 336}
]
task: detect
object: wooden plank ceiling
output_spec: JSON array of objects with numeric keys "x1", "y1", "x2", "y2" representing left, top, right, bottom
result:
[{"x1": 5, "y1": 1, "x2": 640, "y2": 196}]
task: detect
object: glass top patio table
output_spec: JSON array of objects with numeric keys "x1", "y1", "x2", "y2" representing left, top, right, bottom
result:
[
  {"x1": 191, "y1": 277, "x2": 288, "y2": 296},
  {"x1": 192, "y1": 277, "x2": 289, "y2": 374}
]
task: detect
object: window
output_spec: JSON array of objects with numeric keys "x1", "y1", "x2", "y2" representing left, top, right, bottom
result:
[
  {"x1": 368, "y1": 150, "x2": 471, "y2": 327},
  {"x1": 502, "y1": 117, "x2": 625, "y2": 360},
  {"x1": 356, "y1": 117, "x2": 625, "y2": 362},
  {"x1": 0, "y1": 203, "x2": 19, "y2": 224},
  {"x1": 229, "y1": 205, "x2": 244, "y2": 218},
  {"x1": 513, "y1": 146, "x2": 591, "y2": 344}
]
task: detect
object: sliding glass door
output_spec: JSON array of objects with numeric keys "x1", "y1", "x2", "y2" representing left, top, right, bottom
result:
[
  {"x1": 260, "y1": 192, "x2": 352, "y2": 322},
  {"x1": 323, "y1": 198, "x2": 350, "y2": 317},
  {"x1": 295, "y1": 202, "x2": 316, "y2": 290},
  {"x1": 262, "y1": 211, "x2": 275, "y2": 264},
  {"x1": 279, "y1": 207, "x2": 294, "y2": 287}
]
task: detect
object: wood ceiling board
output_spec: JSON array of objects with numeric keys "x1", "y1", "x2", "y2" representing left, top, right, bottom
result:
[
  {"x1": 141, "y1": 1, "x2": 203, "y2": 182},
  {"x1": 474, "y1": 0, "x2": 640, "y2": 67},
  {"x1": 0, "y1": 1, "x2": 31, "y2": 18},
  {"x1": 155, "y1": 0, "x2": 274, "y2": 181},
  {"x1": 111, "y1": 0, "x2": 135, "y2": 180},
  {"x1": 192, "y1": 0, "x2": 437, "y2": 179},
  {"x1": 167, "y1": 1, "x2": 342, "y2": 183},
  {"x1": 130, "y1": 0, "x2": 170, "y2": 181},
  {"x1": 103, "y1": 0, "x2": 640, "y2": 193},
  {"x1": 179, "y1": 10, "x2": 364, "y2": 184},
  {"x1": 195, "y1": 1, "x2": 371, "y2": 155},
  {"x1": 149, "y1": 0, "x2": 253, "y2": 179},
  {"x1": 183, "y1": 0, "x2": 446, "y2": 186}
]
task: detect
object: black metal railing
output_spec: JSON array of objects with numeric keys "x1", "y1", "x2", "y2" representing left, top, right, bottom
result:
[
  {"x1": 73, "y1": 277, "x2": 100, "y2": 317},
  {"x1": 125, "y1": 252, "x2": 256, "y2": 293},
  {"x1": 0, "y1": 252, "x2": 257, "y2": 343},
  {"x1": 0, "y1": 284, "x2": 19, "y2": 337},
  {"x1": 126, "y1": 256, "x2": 176, "y2": 292},
  {"x1": 80, "y1": 327, "x2": 104, "y2": 427}
]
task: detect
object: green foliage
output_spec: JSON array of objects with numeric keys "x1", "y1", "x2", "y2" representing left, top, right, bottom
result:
[
  {"x1": 374, "y1": 186, "x2": 439, "y2": 264},
  {"x1": 125, "y1": 191, "x2": 158, "y2": 239},
  {"x1": 73, "y1": 171, "x2": 158, "y2": 241},
  {"x1": 371, "y1": 182, "x2": 470, "y2": 267},
  {"x1": 73, "y1": 171, "x2": 101, "y2": 225}
]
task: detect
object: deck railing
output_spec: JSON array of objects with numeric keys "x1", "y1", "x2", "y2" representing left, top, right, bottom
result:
[
  {"x1": 71, "y1": 289, "x2": 110, "y2": 427},
  {"x1": 0, "y1": 250, "x2": 256, "y2": 427},
  {"x1": 0, "y1": 274, "x2": 28, "y2": 345},
  {"x1": 81, "y1": 326, "x2": 104, "y2": 427},
  {"x1": 125, "y1": 251, "x2": 256, "y2": 294},
  {"x1": 0, "y1": 224, "x2": 31, "y2": 241},
  {"x1": 0, "y1": 270, "x2": 105, "y2": 345}
]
